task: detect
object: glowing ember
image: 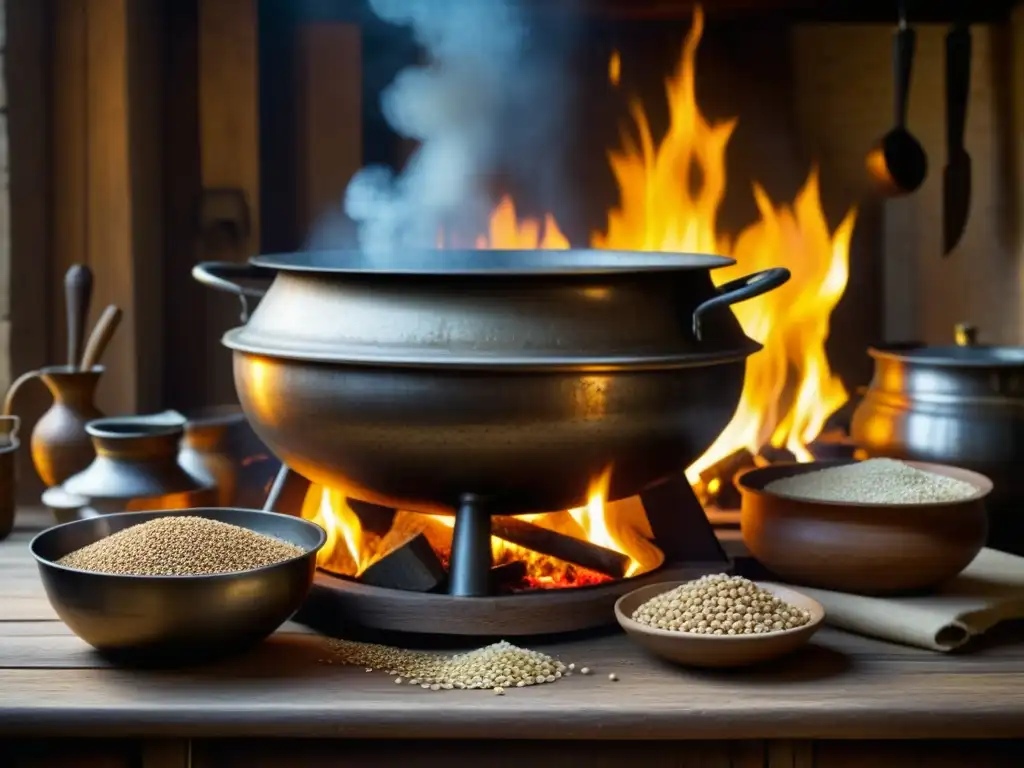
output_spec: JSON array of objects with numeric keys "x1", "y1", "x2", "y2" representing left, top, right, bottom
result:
[{"x1": 307, "y1": 5, "x2": 856, "y2": 582}]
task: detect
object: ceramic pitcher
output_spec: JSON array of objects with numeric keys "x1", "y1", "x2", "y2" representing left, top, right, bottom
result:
[{"x1": 3, "y1": 365, "x2": 105, "y2": 487}]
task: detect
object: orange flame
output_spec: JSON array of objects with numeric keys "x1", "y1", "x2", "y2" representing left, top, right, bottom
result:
[{"x1": 306, "y1": 5, "x2": 855, "y2": 580}]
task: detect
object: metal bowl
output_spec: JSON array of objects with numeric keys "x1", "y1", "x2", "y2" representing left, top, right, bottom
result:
[{"x1": 30, "y1": 508, "x2": 326, "y2": 665}]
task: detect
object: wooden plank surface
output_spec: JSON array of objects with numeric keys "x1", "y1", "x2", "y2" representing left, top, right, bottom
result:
[{"x1": 2, "y1": 512, "x2": 1024, "y2": 740}]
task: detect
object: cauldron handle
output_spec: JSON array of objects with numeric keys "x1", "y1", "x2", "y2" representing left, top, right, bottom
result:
[
  {"x1": 691, "y1": 267, "x2": 791, "y2": 341},
  {"x1": 192, "y1": 262, "x2": 276, "y2": 323}
]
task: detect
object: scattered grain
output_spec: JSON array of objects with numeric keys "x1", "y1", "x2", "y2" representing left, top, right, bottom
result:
[
  {"x1": 580, "y1": 667, "x2": 591, "y2": 675},
  {"x1": 325, "y1": 639, "x2": 570, "y2": 692},
  {"x1": 57, "y1": 516, "x2": 305, "y2": 576},
  {"x1": 631, "y1": 574, "x2": 810, "y2": 635},
  {"x1": 764, "y1": 458, "x2": 977, "y2": 505},
  {"x1": 608, "y1": 673, "x2": 618, "y2": 682}
]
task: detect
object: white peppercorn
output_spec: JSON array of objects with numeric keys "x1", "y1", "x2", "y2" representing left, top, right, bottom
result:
[{"x1": 631, "y1": 574, "x2": 810, "y2": 635}]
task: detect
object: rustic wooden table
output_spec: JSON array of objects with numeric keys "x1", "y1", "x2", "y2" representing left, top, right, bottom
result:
[{"x1": 3, "y1": 509, "x2": 1024, "y2": 767}]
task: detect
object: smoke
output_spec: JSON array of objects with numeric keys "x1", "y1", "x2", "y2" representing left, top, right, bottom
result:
[{"x1": 308, "y1": 0, "x2": 576, "y2": 253}]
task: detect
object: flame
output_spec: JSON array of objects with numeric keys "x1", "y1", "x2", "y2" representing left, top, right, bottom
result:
[
  {"x1": 306, "y1": 5, "x2": 856, "y2": 582},
  {"x1": 609, "y1": 50, "x2": 622, "y2": 87},
  {"x1": 303, "y1": 469, "x2": 661, "y2": 588}
]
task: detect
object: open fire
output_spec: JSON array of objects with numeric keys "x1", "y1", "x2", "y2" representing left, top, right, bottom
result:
[{"x1": 303, "y1": 7, "x2": 857, "y2": 589}]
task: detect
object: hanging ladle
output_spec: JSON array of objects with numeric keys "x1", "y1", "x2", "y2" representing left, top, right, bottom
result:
[{"x1": 867, "y1": 3, "x2": 927, "y2": 196}]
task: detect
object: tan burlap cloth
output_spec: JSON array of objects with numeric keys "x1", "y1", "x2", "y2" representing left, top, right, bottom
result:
[{"x1": 781, "y1": 548, "x2": 1024, "y2": 651}]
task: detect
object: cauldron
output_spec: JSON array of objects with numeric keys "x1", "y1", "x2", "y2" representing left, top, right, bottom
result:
[{"x1": 195, "y1": 249, "x2": 789, "y2": 594}]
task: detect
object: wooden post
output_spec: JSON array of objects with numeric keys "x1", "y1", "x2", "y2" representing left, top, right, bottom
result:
[
  {"x1": 295, "y1": 22, "x2": 363, "y2": 239},
  {"x1": 198, "y1": 0, "x2": 260, "y2": 406},
  {"x1": 50, "y1": 0, "x2": 165, "y2": 416}
]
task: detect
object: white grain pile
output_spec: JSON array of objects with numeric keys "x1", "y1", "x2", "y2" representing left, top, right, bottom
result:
[
  {"x1": 57, "y1": 516, "x2": 305, "y2": 576},
  {"x1": 764, "y1": 458, "x2": 977, "y2": 505},
  {"x1": 631, "y1": 574, "x2": 810, "y2": 635},
  {"x1": 325, "y1": 638, "x2": 572, "y2": 693}
]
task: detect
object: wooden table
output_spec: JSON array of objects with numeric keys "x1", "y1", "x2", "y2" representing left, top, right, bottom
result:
[{"x1": 3, "y1": 510, "x2": 1024, "y2": 767}]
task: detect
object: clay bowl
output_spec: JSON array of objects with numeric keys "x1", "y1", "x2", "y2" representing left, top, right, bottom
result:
[
  {"x1": 737, "y1": 460, "x2": 992, "y2": 596},
  {"x1": 31, "y1": 508, "x2": 326, "y2": 666},
  {"x1": 614, "y1": 581, "x2": 824, "y2": 668}
]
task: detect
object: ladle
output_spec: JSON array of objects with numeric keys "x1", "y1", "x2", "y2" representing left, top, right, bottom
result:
[{"x1": 867, "y1": 5, "x2": 927, "y2": 196}]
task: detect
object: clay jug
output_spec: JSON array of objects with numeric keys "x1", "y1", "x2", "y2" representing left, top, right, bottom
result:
[
  {"x1": 3, "y1": 365, "x2": 105, "y2": 487},
  {"x1": 55, "y1": 412, "x2": 217, "y2": 517}
]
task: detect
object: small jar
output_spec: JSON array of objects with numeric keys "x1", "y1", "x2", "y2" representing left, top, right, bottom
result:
[{"x1": 54, "y1": 413, "x2": 216, "y2": 518}]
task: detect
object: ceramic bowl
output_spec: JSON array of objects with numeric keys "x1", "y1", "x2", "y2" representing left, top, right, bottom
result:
[
  {"x1": 737, "y1": 460, "x2": 992, "y2": 595},
  {"x1": 31, "y1": 507, "x2": 326, "y2": 665},
  {"x1": 614, "y1": 580, "x2": 824, "y2": 668}
]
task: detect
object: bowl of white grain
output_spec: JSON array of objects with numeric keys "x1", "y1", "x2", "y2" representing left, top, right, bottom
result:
[
  {"x1": 31, "y1": 508, "x2": 326, "y2": 665},
  {"x1": 614, "y1": 574, "x2": 825, "y2": 668},
  {"x1": 737, "y1": 458, "x2": 992, "y2": 595}
]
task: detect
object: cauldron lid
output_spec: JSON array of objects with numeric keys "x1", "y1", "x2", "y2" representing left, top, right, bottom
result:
[
  {"x1": 251, "y1": 249, "x2": 734, "y2": 276},
  {"x1": 870, "y1": 343, "x2": 1024, "y2": 367}
]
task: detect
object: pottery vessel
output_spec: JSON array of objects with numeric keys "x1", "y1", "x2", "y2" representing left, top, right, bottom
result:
[
  {"x1": 48, "y1": 412, "x2": 216, "y2": 519},
  {"x1": 3, "y1": 366, "x2": 105, "y2": 487}
]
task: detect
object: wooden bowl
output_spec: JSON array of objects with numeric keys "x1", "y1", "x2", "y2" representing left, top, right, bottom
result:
[
  {"x1": 614, "y1": 581, "x2": 824, "y2": 668},
  {"x1": 737, "y1": 460, "x2": 992, "y2": 595}
]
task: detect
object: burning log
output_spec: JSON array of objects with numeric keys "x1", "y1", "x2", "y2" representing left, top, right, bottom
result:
[
  {"x1": 809, "y1": 428, "x2": 855, "y2": 461},
  {"x1": 640, "y1": 473, "x2": 728, "y2": 565},
  {"x1": 698, "y1": 447, "x2": 756, "y2": 510},
  {"x1": 348, "y1": 499, "x2": 396, "y2": 537},
  {"x1": 359, "y1": 532, "x2": 445, "y2": 593},
  {"x1": 490, "y1": 516, "x2": 630, "y2": 580},
  {"x1": 490, "y1": 561, "x2": 527, "y2": 593}
]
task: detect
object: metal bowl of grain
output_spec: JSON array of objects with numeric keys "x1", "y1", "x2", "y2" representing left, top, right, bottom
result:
[
  {"x1": 30, "y1": 508, "x2": 326, "y2": 664},
  {"x1": 737, "y1": 459, "x2": 992, "y2": 595}
]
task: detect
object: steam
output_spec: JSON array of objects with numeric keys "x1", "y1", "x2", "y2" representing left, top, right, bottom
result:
[{"x1": 309, "y1": 0, "x2": 574, "y2": 253}]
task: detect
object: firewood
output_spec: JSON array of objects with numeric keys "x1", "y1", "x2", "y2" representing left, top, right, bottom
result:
[
  {"x1": 359, "y1": 532, "x2": 445, "y2": 593},
  {"x1": 490, "y1": 516, "x2": 629, "y2": 579}
]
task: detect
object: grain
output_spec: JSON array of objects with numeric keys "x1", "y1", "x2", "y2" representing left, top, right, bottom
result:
[
  {"x1": 631, "y1": 574, "x2": 810, "y2": 635},
  {"x1": 764, "y1": 458, "x2": 977, "y2": 504},
  {"x1": 326, "y1": 638, "x2": 569, "y2": 691},
  {"x1": 57, "y1": 516, "x2": 305, "y2": 576}
]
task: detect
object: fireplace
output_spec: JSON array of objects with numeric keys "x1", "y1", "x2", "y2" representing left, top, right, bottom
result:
[{"x1": 6, "y1": 0, "x2": 1024, "y2": 625}]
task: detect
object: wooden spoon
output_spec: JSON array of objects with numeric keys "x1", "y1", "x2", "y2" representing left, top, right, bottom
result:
[{"x1": 80, "y1": 305, "x2": 123, "y2": 371}]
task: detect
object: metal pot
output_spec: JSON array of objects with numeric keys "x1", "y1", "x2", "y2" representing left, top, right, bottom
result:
[
  {"x1": 851, "y1": 323, "x2": 1024, "y2": 553},
  {"x1": 194, "y1": 249, "x2": 789, "y2": 595}
]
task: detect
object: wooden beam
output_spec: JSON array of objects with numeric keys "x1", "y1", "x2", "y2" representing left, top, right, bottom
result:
[
  {"x1": 49, "y1": 0, "x2": 166, "y2": 416},
  {"x1": 5, "y1": 0, "x2": 54, "y2": 503},
  {"x1": 295, "y1": 22, "x2": 362, "y2": 239},
  {"x1": 198, "y1": 0, "x2": 260, "y2": 406}
]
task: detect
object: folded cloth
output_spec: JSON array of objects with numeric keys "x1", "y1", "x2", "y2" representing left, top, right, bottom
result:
[{"x1": 777, "y1": 548, "x2": 1024, "y2": 652}]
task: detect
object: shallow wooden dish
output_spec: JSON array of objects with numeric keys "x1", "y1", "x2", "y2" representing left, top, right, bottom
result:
[
  {"x1": 737, "y1": 460, "x2": 992, "y2": 595},
  {"x1": 614, "y1": 581, "x2": 824, "y2": 668}
]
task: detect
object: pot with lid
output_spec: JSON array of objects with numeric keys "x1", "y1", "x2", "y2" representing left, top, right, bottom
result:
[
  {"x1": 851, "y1": 323, "x2": 1024, "y2": 553},
  {"x1": 194, "y1": 248, "x2": 790, "y2": 595}
]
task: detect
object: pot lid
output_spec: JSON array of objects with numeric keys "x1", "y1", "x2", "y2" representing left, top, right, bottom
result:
[
  {"x1": 251, "y1": 248, "x2": 735, "y2": 276},
  {"x1": 870, "y1": 343, "x2": 1024, "y2": 367}
]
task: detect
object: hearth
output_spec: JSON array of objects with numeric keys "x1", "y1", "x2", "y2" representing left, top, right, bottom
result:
[{"x1": 263, "y1": 464, "x2": 731, "y2": 636}]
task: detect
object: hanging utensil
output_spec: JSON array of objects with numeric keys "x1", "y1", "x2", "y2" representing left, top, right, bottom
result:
[
  {"x1": 867, "y1": 3, "x2": 927, "y2": 196},
  {"x1": 64, "y1": 264, "x2": 93, "y2": 370},
  {"x1": 942, "y1": 22, "x2": 972, "y2": 255}
]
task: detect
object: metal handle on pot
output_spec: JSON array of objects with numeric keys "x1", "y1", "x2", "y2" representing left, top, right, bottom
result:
[
  {"x1": 691, "y1": 267, "x2": 791, "y2": 340},
  {"x1": 192, "y1": 262, "x2": 275, "y2": 323}
]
